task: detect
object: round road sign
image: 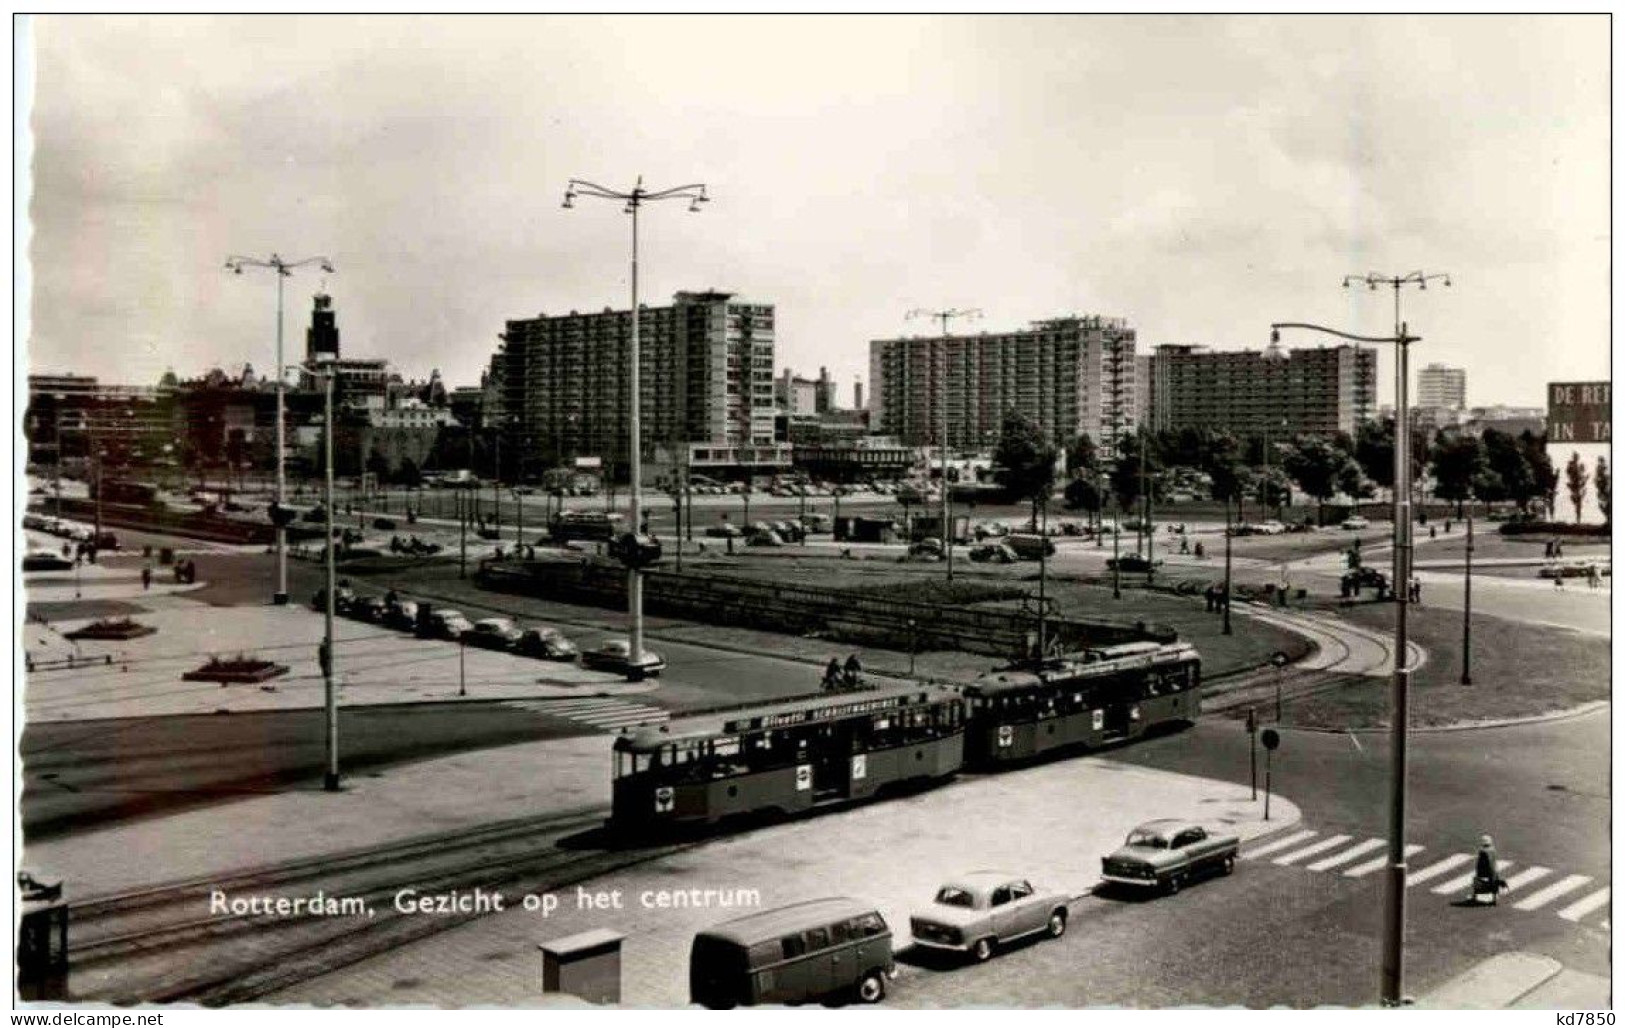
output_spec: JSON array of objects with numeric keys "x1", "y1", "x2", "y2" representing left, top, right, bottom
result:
[{"x1": 1261, "y1": 728, "x2": 1281, "y2": 751}]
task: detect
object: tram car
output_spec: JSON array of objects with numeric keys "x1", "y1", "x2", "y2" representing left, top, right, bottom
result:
[
  {"x1": 611, "y1": 685, "x2": 965, "y2": 831},
  {"x1": 962, "y1": 641, "x2": 1202, "y2": 766}
]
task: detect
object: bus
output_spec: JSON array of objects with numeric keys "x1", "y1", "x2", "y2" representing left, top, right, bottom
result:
[
  {"x1": 961, "y1": 641, "x2": 1201, "y2": 766},
  {"x1": 611, "y1": 686, "x2": 964, "y2": 832}
]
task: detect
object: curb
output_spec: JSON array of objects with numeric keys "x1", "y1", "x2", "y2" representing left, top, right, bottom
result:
[{"x1": 1282, "y1": 699, "x2": 1610, "y2": 736}]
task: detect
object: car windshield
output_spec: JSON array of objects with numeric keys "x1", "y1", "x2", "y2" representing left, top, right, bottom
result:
[
  {"x1": 1126, "y1": 829, "x2": 1169, "y2": 848},
  {"x1": 934, "y1": 886, "x2": 977, "y2": 908}
]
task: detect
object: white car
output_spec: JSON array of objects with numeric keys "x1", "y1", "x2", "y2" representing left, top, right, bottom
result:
[
  {"x1": 1341, "y1": 516, "x2": 1371, "y2": 530},
  {"x1": 1255, "y1": 521, "x2": 1288, "y2": 535}
]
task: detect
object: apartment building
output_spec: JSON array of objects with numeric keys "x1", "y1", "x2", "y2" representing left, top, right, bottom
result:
[
  {"x1": 867, "y1": 314, "x2": 1138, "y2": 452},
  {"x1": 491, "y1": 290, "x2": 786, "y2": 479},
  {"x1": 1145, "y1": 342, "x2": 1377, "y2": 438},
  {"x1": 1416, "y1": 362, "x2": 1467, "y2": 410}
]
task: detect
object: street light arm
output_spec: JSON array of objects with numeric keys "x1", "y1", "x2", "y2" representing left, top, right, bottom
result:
[
  {"x1": 1271, "y1": 322, "x2": 1419, "y2": 345},
  {"x1": 641, "y1": 183, "x2": 709, "y2": 202},
  {"x1": 225, "y1": 254, "x2": 335, "y2": 275},
  {"x1": 566, "y1": 179, "x2": 631, "y2": 199}
]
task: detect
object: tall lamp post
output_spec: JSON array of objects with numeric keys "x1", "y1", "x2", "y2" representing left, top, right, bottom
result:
[
  {"x1": 1461, "y1": 499, "x2": 1474, "y2": 685},
  {"x1": 226, "y1": 254, "x2": 335, "y2": 605},
  {"x1": 305, "y1": 358, "x2": 341, "y2": 792},
  {"x1": 564, "y1": 176, "x2": 709, "y2": 669},
  {"x1": 907, "y1": 307, "x2": 981, "y2": 582},
  {"x1": 1279, "y1": 268, "x2": 1444, "y2": 1008}
]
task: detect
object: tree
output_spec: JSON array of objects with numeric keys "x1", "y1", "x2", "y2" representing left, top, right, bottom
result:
[
  {"x1": 366, "y1": 448, "x2": 391, "y2": 482},
  {"x1": 1565, "y1": 451, "x2": 1590, "y2": 522},
  {"x1": 1520, "y1": 431, "x2": 1559, "y2": 517},
  {"x1": 1481, "y1": 429, "x2": 1536, "y2": 511},
  {"x1": 396, "y1": 457, "x2": 423, "y2": 489},
  {"x1": 1354, "y1": 419, "x2": 1396, "y2": 490},
  {"x1": 1108, "y1": 429, "x2": 1159, "y2": 512},
  {"x1": 1335, "y1": 460, "x2": 1372, "y2": 503},
  {"x1": 1063, "y1": 476, "x2": 1102, "y2": 513},
  {"x1": 992, "y1": 410, "x2": 1057, "y2": 528},
  {"x1": 1596, "y1": 456, "x2": 1611, "y2": 525},
  {"x1": 1066, "y1": 433, "x2": 1101, "y2": 479},
  {"x1": 1431, "y1": 436, "x2": 1485, "y2": 515},
  {"x1": 1281, "y1": 435, "x2": 1351, "y2": 522}
]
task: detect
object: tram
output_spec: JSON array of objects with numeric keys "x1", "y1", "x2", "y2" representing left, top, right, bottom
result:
[
  {"x1": 611, "y1": 686, "x2": 964, "y2": 831},
  {"x1": 961, "y1": 641, "x2": 1202, "y2": 766}
]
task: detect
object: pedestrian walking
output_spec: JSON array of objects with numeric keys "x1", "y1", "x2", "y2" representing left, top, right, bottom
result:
[
  {"x1": 1469, "y1": 835, "x2": 1507, "y2": 906},
  {"x1": 1429, "y1": 526, "x2": 1437, "y2": 540},
  {"x1": 1194, "y1": 541, "x2": 1205, "y2": 559},
  {"x1": 1587, "y1": 563, "x2": 1600, "y2": 589},
  {"x1": 843, "y1": 653, "x2": 863, "y2": 688},
  {"x1": 141, "y1": 564, "x2": 153, "y2": 591},
  {"x1": 1180, "y1": 537, "x2": 1190, "y2": 555},
  {"x1": 1554, "y1": 570, "x2": 1565, "y2": 590},
  {"x1": 1409, "y1": 577, "x2": 1422, "y2": 604},
  {"x1": 822, "y1": 658, "x2": 842, "y2": 692},
  {"x1": 1555, "y1": 540, "x2": 1565, "y2": 559}
]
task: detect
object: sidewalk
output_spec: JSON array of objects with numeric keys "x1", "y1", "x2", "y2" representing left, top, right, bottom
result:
[
  {"x1": 1420, "y1": 951, "x2": 1610, "y2": 1009},
  {"x1": 263, "y1": 749, "x2": 1298, "y2": 1007}
]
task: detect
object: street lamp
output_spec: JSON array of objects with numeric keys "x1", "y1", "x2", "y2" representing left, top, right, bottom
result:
[
  {"x1": 907, "y1": 308, "x2": 982, "y2": 583},
  {"x1": 564, "y1": 176, "x2": 709, "y2": 670},
  {"x1": 226, "y1": 253, "x2": 335, "y2": 605},
  {"x1": 1281, "y1": 268, "x2": 1445, "y2": 1007},
  {"x1": 303, "y1": 356, "x2": 341, "y2": 793}
]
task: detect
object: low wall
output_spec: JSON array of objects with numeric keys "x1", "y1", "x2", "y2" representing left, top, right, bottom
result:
[{"x1": 475, "y1": 558, "x2": 1177, "y2": 660}]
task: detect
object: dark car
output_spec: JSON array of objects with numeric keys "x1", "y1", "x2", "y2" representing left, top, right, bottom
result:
[
  {"x1": 1106, "y1": 553, "x2": 1163, "y2": 573},
  {"x1": 907, "y1": 538, "x2": 944, "y2": 561},
  {"x1": 704, "y1": 524, "x2": 742, "y2": 539},
  {"x1": 93, "y1": 531, "x2": 120, "y2": 551},
  {"x1": 312, "y1": 585, "x2": 356, "y2": 613},
  {"x1": 968, "y1": 542, "x2": 1018, "y2": 564},
  {"x1": 1348, "y1": 566, "x2": 1389, "y2": 591},
  {"x1": 346, "y1": 595, "x2": 388, "y2": 622},
  {"x1": 772, "y1": 520, "x2": 805, "y2": 543},
  {"x1": 515, "y1": 627, "x2": 579, "y2": 661},
  {"x1": 582, "y1": 638, "x2": 666, "y2": 679},
  {"x1": 465, "y1": 617, "x2": 524, "y2": 650},
  {"x1": 382, "y1": 600, "x2": 420, "y2": 630},
  {"x1": 22, "y1": 550, "x2": 74, "y2": 572},
  {"x1": 372, "y1": 516, "x2": 398, "y2": 531}
]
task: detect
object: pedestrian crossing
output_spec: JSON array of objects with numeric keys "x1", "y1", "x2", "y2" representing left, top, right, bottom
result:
[
  {"x1": 504, "y1": 696, "x2": 672, "y2": 732},
  {"x1": 1241, "y1": 827, "x2": 1610, "y2": 927}
]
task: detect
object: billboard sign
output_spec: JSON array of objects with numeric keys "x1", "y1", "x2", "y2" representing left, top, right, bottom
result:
[{"x1": 1547, "y1": 382, "x2": 1611, "y2": 444}]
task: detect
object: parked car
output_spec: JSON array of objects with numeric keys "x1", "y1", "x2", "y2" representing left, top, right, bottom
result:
[
  {"x1": 1348, "y1": 566, "x2": 1390, "y2": 591},
  {"x1": 22, "y1": 550, "x2": 74, "y2": 572},
  {"x1": 582, "y1": 637, "x2": 666, "y2": 679},
  {"x1": 1254, "y1": 520, "x2": 1288, "y2": 535},
  {"x1": 347, "y1": 595, "x2": 388, "y2": 622},
  {"x1": 383, "y1": 600, "x2": 420, "y2": 630},
  {"x1": 772, "y1": 520, "x2": 804, "y2": 543},
  {"x1": 799, "y1": 512, "x2": 832, "y2": 533},
  {"x1": 1106, "y1": 553, "x2": 1163, "y2": 574},
  {"x1": 968, "y1": 542, "x2": 1018, "y2": 564},
  {"x1": 747, "y1": 529, "x2": 784, "y2": 547},
  {"x1": 428, "y1": 609, "x2": 474, "y2": 640},
  {"x1": 973, "y1": 520, "x2": 1011, "y2": 540},
  {"x1": 704, "y1": 523, "x2": 742, "y2": 539},
  {"x1": 93, "y1": 531, "x2": 120, "y2": 550},
  {"x1": 1341, "y1": 516, "x2": 1371, "y2": 530},
  {"x1": 311, "y1": 585, "x2": 356, "y2": 613},
  {"x1": 465, "y1": 617, "x2": 524, "y2": 650},
  {"x1": 690, "y1": 898, "x2": 894, "y2": 1008},
  {"x1": 908, "y1": 872, "x2": 1071, "y2": 962},
  {"x1": 515, "y1": 627, "x2": 579, "y2": 661},
  {"x1": 1100, "y1": 819, "x2": 1240, "y2": 895},
  {"x1": 907, "y1": 538, "x2": 944, "y2": 561},
  {"x1": 373, "y1": 516, "x2": 398, "y2": 531}
]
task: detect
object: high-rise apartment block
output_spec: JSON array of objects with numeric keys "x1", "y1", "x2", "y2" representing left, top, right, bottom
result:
[
  {"x1": 491, "y1": 290, "x2": 784, "y2": 479},
  {"x1": 1144, "y1": 343, "x2": 1377, "y2": 438},
  {"x1": 1416, "y1": 362, "x2": 1467, "y2": 410},
  {"x1": 867, "y1": 315, "x2": 1137, "y2": 451}
]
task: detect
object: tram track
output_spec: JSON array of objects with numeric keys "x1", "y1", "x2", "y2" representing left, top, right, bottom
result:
[{"x1": 64, "y1": 805, "x2": 703, "y2": 1005}]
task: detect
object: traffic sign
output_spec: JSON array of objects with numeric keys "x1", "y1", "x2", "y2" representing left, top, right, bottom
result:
[{"x1": 1261, "y1": 728, "x2": 1281, "y2": 751}]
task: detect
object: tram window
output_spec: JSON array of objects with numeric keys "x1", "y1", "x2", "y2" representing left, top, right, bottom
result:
[
  {"x1": 713, "y1": 737, "x2": 740, "y2": 758},
  {"x1": 635, "y1": 753, "x2": 652, "y2": 774}
]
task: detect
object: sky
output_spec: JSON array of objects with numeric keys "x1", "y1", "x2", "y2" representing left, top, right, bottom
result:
[{"x1": 20, "y1": 14, "x2": 1611, "y2": 409}]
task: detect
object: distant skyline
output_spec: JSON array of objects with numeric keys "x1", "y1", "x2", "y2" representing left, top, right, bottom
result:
[{"x1": 21, "y1": 15, "x2": 1609, "y2": 409}]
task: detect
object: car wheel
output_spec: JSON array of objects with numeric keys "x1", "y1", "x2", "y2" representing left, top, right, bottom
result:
[
  {"x1": 856, "y1": 971, "x2": 886, "y2": 1004},
  {"x1": 971, "y1": 937, "x2": 995, "y2": 963},
  {"x1": 1047, "y1": 910, "x2": 1067, "y2": 938},
  {"x1": 1164, "y1": 874, "x2": 1181, "y2": 896},
  {"x1": 1220, "y1": 854, "x2": 1236, "y2": 876}
]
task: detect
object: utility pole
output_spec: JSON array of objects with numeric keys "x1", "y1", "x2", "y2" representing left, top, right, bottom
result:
[
  {"x1": 565, "y1": 175, "x2": 709, "y2": 671},
  {"x1": 1223, "y1": 493, "x2": 1234, "y2": 636},
  {"x1": 320, "y1": 364, "x2": 339, "y2": 792},
  {"x1": 225, "y1": 253, "x2": 334, "y2": 605},
  {"x1": 1462, "y1": 502, "x2": 1474, "y2": 684},
  {"x1": 907, "y1": 307, "x2": 982, "y2": 583},
  {"x1": 1275, "y1": 267, "x2": 1447, "y2": 1008}
]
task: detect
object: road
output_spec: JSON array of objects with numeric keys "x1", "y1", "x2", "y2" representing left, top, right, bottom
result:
[{"x1": 888, "y1": 706, "x2": 1610, "y2": 1006}]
